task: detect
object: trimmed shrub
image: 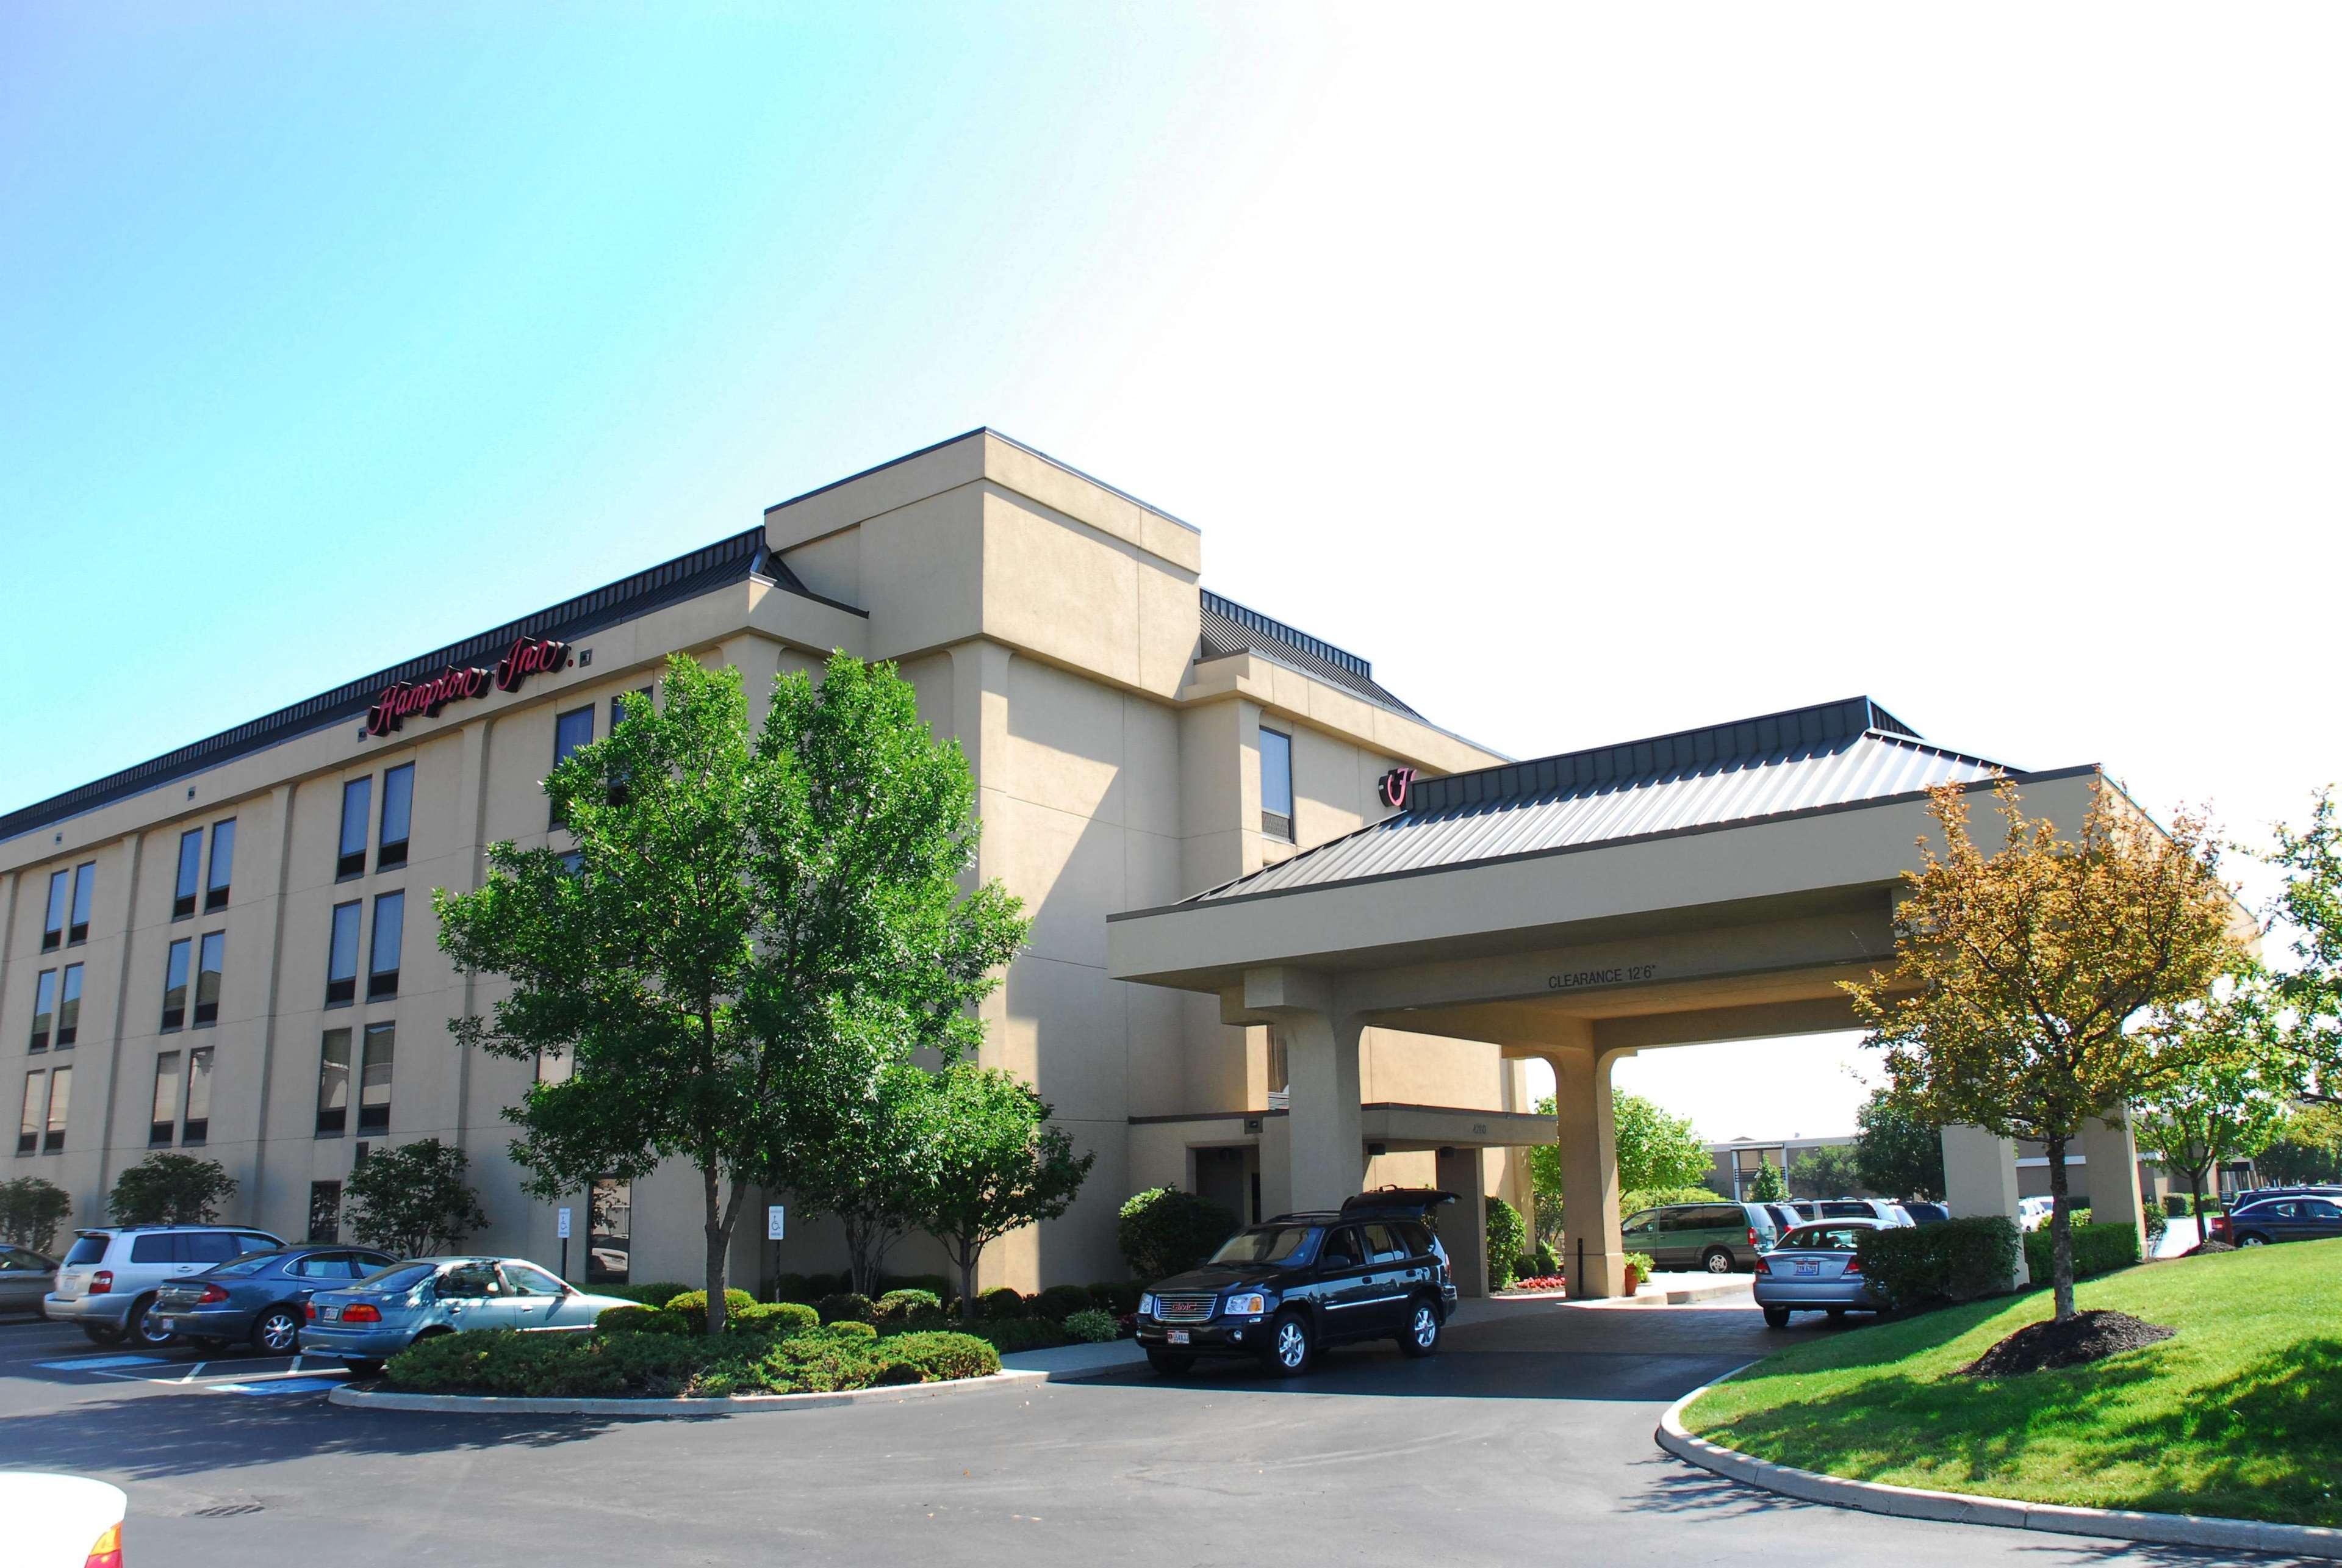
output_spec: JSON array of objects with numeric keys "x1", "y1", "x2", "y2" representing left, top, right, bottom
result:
[
  {"x1": 1485, "y1": 1195, "x2": 1526, "y2": 1289},
  {"x1": 663, "y1": 1288, "x2": 757, "y2": 1334},
  {"x1": 874, "y1": 1330, "x2": 1001, "y2": 1384},
  {"x1": 1854, "y1": 1217, "x2": 2019, "y2": 1310},
  {"x1": 964, "y1": 1317, "x2": 1069, "y2": 1352},
  {"x1": 769, "y1": 1270, "x2": 852, "y2": 1304},
  {"x1": 876, "y1": 1272, "x2": 952, "y2": 1300},
  {"x1": 2024, "y1": 1220, "x2": 2143, "y2": 1286},
  {"x1": 1062, "y1": 1308, "x2": 1121, "y2": 1343},
  {"x1": 819, "y1": 1319, "x2": 878, "y2": 1342},
  {"x1": 1087, "y1": 1281, "x2": 1142, "y2": 1315},
  {"x1": 387, "y1": 1320, "x2": 993, "y2": 1400},
  {"x1": 977, "y1": 1287, "x2": 1032, "y2": 1320},
  {"x1": 1117, "y1": 1188, "x2": 1238, "y2": 1282},
  {"x1": 759, "y1": 1331, "x2": 883, "y2": 1393},
  {"x1": 736, "y1": 1301, "x2": 817, "y2": 1335},
  {"x1": 1033, "y1": 1283, "x2": 1095, "y2": 1322},
  {"x1": 874, "y1": 1289, "x2": 945, "y2": 1331},
  {"x1": 595, "y1": 1281, "x2": 694, "y2": 1306},
  {"x1": 817, "y1": 1291, "x2": 877, "y2": 1325}
]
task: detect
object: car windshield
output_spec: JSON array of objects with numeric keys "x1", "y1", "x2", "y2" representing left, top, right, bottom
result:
[
  {"x1": 1780, "y1": 1225, "x2": 1867, "y2": 1251},
  {"x1": 353, "y1": 1262, "x2": 434, "y2": 1293},
  {"x1": 63, "y1": 1234, "x2": 108, "y2": 1266},
  {"x1": 209, "y1": 1253, "x2": 281, "y2": 1278},
  {"x1": 1209, "y1": 1226, "x2": 1320, "y2": 1265}
]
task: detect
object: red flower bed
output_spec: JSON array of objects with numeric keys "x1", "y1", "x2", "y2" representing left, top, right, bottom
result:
[{"x1": 1501, "y1": 1275, "x2": 1567, "y2": 1292}]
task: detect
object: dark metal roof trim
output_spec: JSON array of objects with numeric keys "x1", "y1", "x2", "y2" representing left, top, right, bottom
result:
[
  {"x1": 1, "y1": 525, "x2": 837, "y2": 844},
  {"x1": 1196, "y1": 592, "x2": 1424, "y2": 720}
]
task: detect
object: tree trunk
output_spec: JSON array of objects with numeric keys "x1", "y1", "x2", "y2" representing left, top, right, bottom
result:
[
  {"x1": 954, "y1": 1240, "x2": 980, "y2": 1322},
  {"x1": 843, "y1": 1213, "x2": 888, "y2": 1297},
  {"x1": 702, "y1": 1163, "x2": 731, "y2": 1336},
  {"x1": 2046, "y1": 1134, "x2": 2076, "y2": 1321}
]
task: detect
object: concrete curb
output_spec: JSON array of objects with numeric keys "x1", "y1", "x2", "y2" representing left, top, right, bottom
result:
[
  {"x1": 1654, "y1": 1372, "x2": 2342, "y2": 1562},
  {"x1": 328, "y1": 1367, "x2": 1049, "y2": 1417}
]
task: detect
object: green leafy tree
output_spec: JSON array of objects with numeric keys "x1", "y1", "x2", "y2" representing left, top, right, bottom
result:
[
  {"x1": 2133, "y1": 973, "x2": 2302, "y2": 1223},
  {"x1": 1788, "y1": 1145, "x2": 1864, "y2": 1198},
  {"x1": 919, "y1": 1063, "x2": 1094, "y2": 1318},
  {"x1": 1528, "y1": 1089, "x2": 1710, "y2": 1236},
  {"x1": 1117, "y1": 1187, "x2": 1239, "y2": 1281},
  {"x1": 345, "y1": 1138, "x2": 489, "y2": 1257},
  {"x1": 0, "y1": 1176, "x2": 72, "y2": 1253},
  {"x1": 1846, "y1": 780, "x2": 2245, "y2": 1320},
  {"x1": 2262, "y1": 790, "x2": 2342, "y2": 1099},
  {"x1": 2255, "y1": 1103, "x2": 2342, "y2": 1184},
  {"x1": 109, "y1": 1153, "x2": 236, "y2": 1226},
  {"x1": 785, "y1": 1057, "x2": 939, "y2": 1295},
  {"x1": 438, "y1": 652, "x2": 1025, "y2": 1334},
  {"x1": 1854, "y1": 1088, "x2": 1945, "y2": 1201},
  {"x1": 1484, "y1": 1194, "x2": 1526, "y2": 1287},
  {"x1": 1745, "y1": 1159, "x2": 1786, "y2": 1203}
]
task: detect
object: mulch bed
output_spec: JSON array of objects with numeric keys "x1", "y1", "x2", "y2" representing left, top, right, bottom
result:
[
  {"x1": 1959, "y1": 1309, "x2": 2175, "y2": 1377},
  {"x1": 2183, "y1": 1239, "x2": 2236, "y2": 1256}
]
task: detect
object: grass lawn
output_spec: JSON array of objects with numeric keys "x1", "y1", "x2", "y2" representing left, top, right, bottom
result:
[{"x1": 1682, "y1": 1239, "x2": 2342, "y2": 1528}]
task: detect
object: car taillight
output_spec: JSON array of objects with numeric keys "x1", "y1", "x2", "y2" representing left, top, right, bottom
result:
[
  {"x1": 89, "y1": 1270, "x2": 112, "y2": 1295},
  {"x1": 1753, "y1": 1254, "x2": 1771, "y2": 1275},
  {"x1": 340, "y1": 1303, "x2": 383, "y2": 1323},
  {"x1": 305, "y1": 1301, "x2": 318, "y2": 1320},
  {"x1": 84, "y1": 1520, "x2": 123, "y2": 1568},
  {"x1": 1748, "y1": 1227, "x2": 1761, "y2": 1249},
  {"x1": 1844, "y1": 1256, "x2": 1864, "y2": 1275},
  {"x1": 197, "y1": 1283, "x2": 231, "y2": 1305}
]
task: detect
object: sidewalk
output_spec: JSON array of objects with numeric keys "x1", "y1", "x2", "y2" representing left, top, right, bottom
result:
[{"x1": 997, "y1": 1337, "x2": 1148, "y2": 1380}]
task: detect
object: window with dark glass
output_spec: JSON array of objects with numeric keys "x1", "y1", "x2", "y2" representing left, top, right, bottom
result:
[
  {"x1": 367, "y1": 891, "x2": 403, "y2": 1000},
  {"x1": 182, "y1": 1046, "x2": 212, "y2": 1143},
  {"x1": 550, "y1": 707, "x2": 595, "y2": 829},
  {"x1": 173, "y1": 829, "x2": 203, "y2": 919},
  {"x1": 315, "y1": 1027, "x2": 351, "y2": 1135},
  {"x1": 54, "y1": 965, "x2": 81, "y2": 1048},
  {"x1": 326, "y1": 901, "x2": 361, "y2": 1005},
  {"x1": 28, "y1": 971, "x2": 55, "y2": 1052},
  {"x1": 41, "y1": 869, "x2": 67, "y2": 951},
  {"x1": 149, "y1": 1051, "x2": 181, "y2": 1146},
  {"x1": 357, "y1": 1021, "x2": 394, "y2": 1134},
  {"x1": 162, "y1": 938, "x2": 191, "y2": 1030},
  {"x1": 42, "y1": 1066, "x2": 68, "y2": 1153},
  {"x1": 205, "y1": 819, "x2": 235, "y2": 912},
  {"x1": 377, "y1": 763, "x2": 414, "y2": 871},
  {"x1": 1259, "y1": 728, "x2": 1295, "y2": 842},
  {"x1": 17, "y1": 1072, "x2": 41, "y2": 1156},
  {"x1": 307, "y1": 1181, "x2": 343, "y2": 1242},
  {"x1": 193, "y1": 932, "x2": 225, "y2": 1027},
  {"x1": 587, "y1": 1177, "x2": 631, "y2": 1285},
  {"x1": 338, "y1": 777, "x2": 373, "y2": 880},
  {"x1": 67, "y1": 862, "x2": 93, "y2": 945}
]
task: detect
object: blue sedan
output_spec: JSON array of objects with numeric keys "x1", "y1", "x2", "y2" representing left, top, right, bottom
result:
[
  {"x1": 300, "y1": 1256, "x2": 634, "y2": 1372},
  {"x1": 1753, "y1": 1219, "x2": 1887, "y2": 1327},
  {"x1": 151, "y1": 1245, "x2": 400, "y2": 1352}
]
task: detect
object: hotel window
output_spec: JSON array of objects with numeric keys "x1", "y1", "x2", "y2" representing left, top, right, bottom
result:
[
  {"x1": 325, "y1": 901, "x2": 361, "y2": 1006},
  {"x1": 41, "y1": 869, "x2": 67, "y2": 952},
  {"x1": 367, "y1": 891, "x2": 404, "y2": 1000},
  {"x1": 68, "y1": 862, "x2": 94, "y2": 946},
  {"x1": 377, "y1": 763, "x2": 414, "y2": 871},
  {"x1": 193, "y1": 932, "x2": 225, "y2": 1027},
  {"x1": 1259, "y1": 727, "x2": 1295, "y2": 842},
  {"x1": 337, "y1": 777, "x2": 373, "y2": 880},
  {"x1": 536, "y1": 1045, "x2": 573, "y2": 1083},
  {"x1": 28, "y1": 971, "x2": 55, "y2": 1052},
  {"x1": 17, "y1": 1073, "x2": 41, "y2": 1156},
  {"x1": 183, "y1": 1045, "x2": 212, "y2": 1144},
  {"x1": 173, "y1": 829, "x2": 204, "y2": 920},
  {"x1": 162, "y1": 938, "x2": 192, "y2": 1030},
  {"x1": 550, "y1": 706, "x2": 595, "y2": 829},
  {"x1": 41, "y1": 1066, "x2": 68, "y2": 1153},
  {"x1": 315, "y1": 1027, "x2": 351, "y2": 1135},
  {"x1": 307, "y1": 1181, "x2": 343, "y2": 1243},
  {"x1": 54, "y1": 965, "x2": 81, "y2": 1048},
  {"x1": 206, "y1": 819, "x2": 235, "y2": 912},
  {"x1": 149, "y1": 1051, "x2": 181, "y2": 1146},
  {"x1": 1266, "y1": 1029, "x2": 1290, "y2": 1109},
  {"x1": 357, "y1": 1021, "x2": 394, "y2": 1134}
]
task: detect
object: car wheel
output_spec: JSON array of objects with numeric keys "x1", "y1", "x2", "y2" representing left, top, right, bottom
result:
[
  {"x1": 127, "y1": 1295, "x2": 176, "y2": 1349},
  {"x1": 1144, "y1": 1350, "x2": 1195, "y2": 1377},
  {"x1": 1262, "y1": 1312, "x2": 1313, "y2": 1377},
  {"x1": 1701, "y1": 1248, "x2": 1733, "y2": 1275},
  {"x1": 2237, "y1": 1232, "x2": 2271, "y2": 1246},
  {"x1": 252, "y1": 1305, "x2": 303, "y2": 1354},
  {"x1": 81, "y1": 1323, "x2": 124, "y2": 1347},
  {"x1": 1397, "y1": 1296, "x2": 1442, "y2": 1358},
  {"x1": 1762, "y1": 1306, "x2": 1791, "y2": 1328}
]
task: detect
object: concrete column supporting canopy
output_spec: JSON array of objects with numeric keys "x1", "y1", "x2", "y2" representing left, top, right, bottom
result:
[
  {"x1": 1241, "y1": 967, "x2": 1363, "y2": 1213},
  {"x1": 1941, "y1": 1123, "x2": 2029, "y2": 1288},
  {"x1": 1544, "y1": 1045, "x2": 1631, "y2": 1299},
  {"x1": 2080, "y1": 1104, "x2": 2147, "y2": 1255}
]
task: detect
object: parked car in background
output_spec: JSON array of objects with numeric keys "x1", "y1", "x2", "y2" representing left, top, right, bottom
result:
[
  {"x1": 1754, "y1": 1218, "x2": 1888, "y2": 1326},
  {"x1": 2211, "y1": 1195, "x2": 2342, "y2": 1247},
  {"x1": 0, "y1": 1243, "x2": 59, "y2": 1317},
  {"x1": 1618, "y1": 1200, "x2": 1786, "y2": 1273},
  {"x1": 150, "y1": 1244, "x2": 400, "y2": 1353},
  {"x1": 2016, "y1": 1196, "x2": 2055, "y2": 1232},
  {"x1": 1902, "y1": 1202, "x2": 1951, "y2": 1226},
  {"x1": 1762, "y1": 1202, "x2": 1805, "y2": 1237},
  {"x1": 2, "y1": 1472, "x2": 126, "y2": 1568},
  {"x1": 300, "y1": 1256, "x2": 634, "y2": 1373},
  {"x1": 1781, "y1": 1198, "x2": 1916, "y2": 1229},
  {"x1": 44, "y1": 1225, "x2": 284, "y2": 1347}
]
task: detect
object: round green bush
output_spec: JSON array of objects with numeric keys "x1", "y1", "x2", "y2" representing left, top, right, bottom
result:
[
  {"x1": 1062, "y1": 1308, "x2": 1121, "y2": 1343},
  {"x1": 1087, "y1": 1281, "x2": 1141, "y2": 1315},
  {"x1": 1116, "y1": 1187, "x2": 1238, "y2": 1282},
  {"x1": 977, "y1": 1287, "x2": 1031, "y2": 1320},
  {"x1": 1032, "y1": 1284, "x2": 1094, "y2": 1322},
  {"x1": 817, "y1": 1291, "x2": 877, "y2": 1325},
  {"x1": 1485, "y1": 1195, "x2": 1526, "y2": 1289},
  {"x1": 663, "y1": 1288, "x2": 756, "y2": 1334},
  {"x1": 874, "y1": 1289, "x2": 945, "y2": 1331},
  {"x1": 874, "y1": 1330, "x2": 1001, "y2": 1384},
  {"x1": 816, "y1": 1319, "x2": 877, "y2": 1341},
  {"x1": 734, "y1": 1300, "x2": 817, "y2": 1335}
]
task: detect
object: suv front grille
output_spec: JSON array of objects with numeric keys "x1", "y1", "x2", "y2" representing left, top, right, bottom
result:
[{"x1": 1154, "y1": 1293, "x2": 1216, "y2": 1324}]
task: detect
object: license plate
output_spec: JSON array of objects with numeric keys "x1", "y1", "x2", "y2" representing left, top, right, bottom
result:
[
  {"x1": 1166, "y1": 1329, "x2": 1190, "y2": 1345},
  {"x1": 320, "y1": 1306, "x2": 342, "y2": 1321},
  {"x1": 1795, "y1": 1262, "x2": 1819, "y2": 1276}
]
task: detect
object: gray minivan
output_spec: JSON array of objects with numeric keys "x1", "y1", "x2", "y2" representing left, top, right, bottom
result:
[{"x1": 1619, "y1": 1201, "x2": 1784, "y2": 1273}]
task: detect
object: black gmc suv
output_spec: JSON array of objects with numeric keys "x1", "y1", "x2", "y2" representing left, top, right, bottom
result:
[{"x1": 1133, "y1": 1189, "x2": 1460, "y2": 1376}]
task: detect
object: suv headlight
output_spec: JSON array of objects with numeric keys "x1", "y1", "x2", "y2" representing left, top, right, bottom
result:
[
  {"x1": 1138, "y1": 1293, "x2": 1158, "y2": 1318},
  {"x1": 1223, "y1": 1292, "x2": 1271, "y2": 1316}
]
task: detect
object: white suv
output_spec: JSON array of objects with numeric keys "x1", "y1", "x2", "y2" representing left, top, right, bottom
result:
[{"x1": 46, "y1": 1226, "x2": 283, "y2": 1348}]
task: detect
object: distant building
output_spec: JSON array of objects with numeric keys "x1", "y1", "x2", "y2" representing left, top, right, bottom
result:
[{"x1": 1705, "y1": 1135, "x2": 1864, "y2": 1200}]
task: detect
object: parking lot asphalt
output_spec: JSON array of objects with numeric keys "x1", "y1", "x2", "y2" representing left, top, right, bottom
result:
[{"x1": 0, "y1": 1301, "x2": 2310, "y2": 1567}]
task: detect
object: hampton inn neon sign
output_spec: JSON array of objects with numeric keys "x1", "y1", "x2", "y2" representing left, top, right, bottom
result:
[{"x1": 364, "y1": 634, "x2": 571, "y2": 737}]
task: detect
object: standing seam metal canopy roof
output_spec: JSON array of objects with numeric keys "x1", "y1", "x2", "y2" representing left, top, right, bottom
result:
[{"x1": 1187, "y1": 697, "x2": 2011, "y2": 904}]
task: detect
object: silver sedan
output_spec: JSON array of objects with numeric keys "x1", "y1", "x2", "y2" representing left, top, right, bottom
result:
[
  {"x1": 1753, "y1": 1219, "x2": 1886, "y2": 1327},
  {"x1": 0, "y1": 1244, "x2": 57, "y2": 1317}
]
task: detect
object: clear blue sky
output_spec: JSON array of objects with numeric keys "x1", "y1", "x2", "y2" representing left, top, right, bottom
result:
[{"x1": 7, "y1": 9, "x2": 2338, "y2": 1139}]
